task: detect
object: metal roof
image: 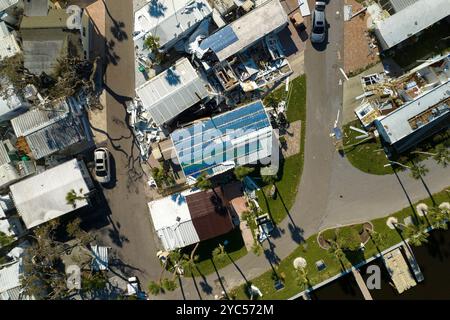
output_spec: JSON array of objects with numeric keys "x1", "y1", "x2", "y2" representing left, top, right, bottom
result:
[
  {"x1": 0, "y1": 90, "x2": 25, "y2": 120},
  {"x1": 199, "y1": 0, "x2": 288, "y2": 61},
  {"x1": 0, "y1": 21, "x2": 20, "y2": 61},
  {"x1": 91, "y1": 245, "x2": 110, "y2": 271},
  {"x1": 0, "y1": 0, "x2": 18, "y2": 12},
  {"x1": 375, "y1": 0, "x2": 450, "y2": 50},
  {"x1": 23, "y1": 0, "x2": 49, "y2": 17},
  {"x1": 10, "y1": 101, "x2": 86, "y2": 159},
  {"x1": 148, "y1": 190, "x2": 200, "y2": 251},
  {"x1": 11, "y1": 104, "x2": 69, "y2": 137},
  {"x1": 171, "y1": 100, "x2": 273, "y2": 180},
  {"x1": 0, "y1": 140, "x2": 10, "y2": 166},
  {"x1": 186, "y1": 188, "x2": 234, "y2": 241},
  {"x1": 0, "y1": 260, "x2": 21, "y2": 298},
  {"x1": 25, "y1": 116, "x2": 86, "y2": 160},
  {"x1": 199, "y1": 25, "x2": 238, "y2": 53},
  {"x1": 0, "y1": 163, "x2": 20, "y2": 189},
  {"x1": 20, "y1": 8, "x2": 70, "y2": 30},
  {"x1": 389, "y1": 0, "x2": 418, "y2": 12},
  {"x1": 21, "y1": 29, "x2": 67, "y2": 76},
  {"x1": 10, "y1": 159, "x2": 91, "y2": 229},
  {"x1": 376, "y1": 81, "x2": 450, "y2": 144},
  {"x1": 134, "y1": 0, "x2": 212, "y2": 48},
  {"x1": 136, "y1": 57, "x2": 210, "y2": 126}
]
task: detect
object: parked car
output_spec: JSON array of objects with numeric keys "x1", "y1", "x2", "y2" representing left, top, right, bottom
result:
[
  {"x1": 290, "y1": 12, "x2": 306, "y2": 32},
  {"x1": 94, "y1": 147, "x2": 111, "y2": 183},
  {"x1": 311, "y1": 1, "x2": 326, "y2": 43}
]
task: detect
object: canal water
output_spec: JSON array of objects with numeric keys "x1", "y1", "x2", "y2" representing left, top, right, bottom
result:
[{"x1": 311, "y1": 229, "x2": 450, "y2": 300}]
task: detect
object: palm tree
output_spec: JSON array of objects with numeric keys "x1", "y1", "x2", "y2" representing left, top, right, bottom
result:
[
  {"x1": 212, "y1": 244, "x2": 228, "y2": 265},
  {"x1": 251, "y1": 242, "x2": 263, "y2": 256},
  {"x1": 262, "y1": 174, "x2": 277, "y2": 186},
  {"x1": 402, "y1": 224, "x2": 429, "y2": 247},
  {"x1": 434, "y1": 145, "x2": 450, "y2": 168},
  {"x1": 234, "y1": 166, "x2": 254, "y2": 181},
  {"x1": 161, "y1": 278, "x2": 177, "y2": 292},
  {"x1": 368, "y1": 229, "x2": 386, "y2": 254},
  {"x1": 412, "y1": 145, "x2": 449, "y2": 168},
  {"x1": 148, "y1": 281, "x2": 162, "y2": 295},
  {"x1": 65, "y1": 188, "x2": 86, "y2": 209},
  {"x1": 409, "y1": 162, "x2": 429, "y2": 180},
  {"x1": 195, "y1": 172, "x2": 220, "y2": 198},
  {"x1": 328, "y1": 240, "x2": 346, "y2": 270},
  {"x1": 143, "y1": 35, "x2": 160, "y2": 51},
  {"x1": 295, "y1": 267, "x2": 309, "y2": 290},
  {"x1": 428, "y1": 207, "x2": 448, "y2": 230}
]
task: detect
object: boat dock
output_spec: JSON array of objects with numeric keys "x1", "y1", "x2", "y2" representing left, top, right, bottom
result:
[
  {"x1": 402, "y1": 243, "x2": 425, "y2": 283},
  {"x1": 352, "y1": 269, "x2": 373, "y2": 300},
  {"x1": 383, "y1": 247, "x2": 417, "y2": 294}
]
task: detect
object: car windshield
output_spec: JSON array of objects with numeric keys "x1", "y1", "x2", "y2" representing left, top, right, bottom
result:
[
  {"x1": 316, "y1": 4, "x2": 325, "y2": 11},
  {"x1": 313, "y1": 26, "x2": 324, "y2": 33},
  {"x1": 96, "y1": 169, "x2": 107, "y2": 177}
]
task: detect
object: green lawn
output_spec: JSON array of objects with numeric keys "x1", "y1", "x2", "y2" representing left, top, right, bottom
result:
[
  {"x1": 342, "y1": 120, "x2": 391, "y2": 175},
  {"x1": 256, "y1": 153, "x2": 303, "y2": 224},
  {"x1": 229, "y1": 187, "x2": 450, "y2": 300},
  {"x1": 183, "y1": 229, "x2": 248, "y2": 277},
  {"x1": 264, "y1": 75, "x2": 307, "y2": 123},
  {"x1": 343, "y1": 120, "x2": 450, "y2": 175},
  {"x1": 256, "y1": 75, "x2": 307, "y2": 224}
]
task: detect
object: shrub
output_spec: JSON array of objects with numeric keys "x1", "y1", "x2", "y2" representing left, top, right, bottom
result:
[{"x1": 336, "y1": 227, "x2": 361, "y2": 251}]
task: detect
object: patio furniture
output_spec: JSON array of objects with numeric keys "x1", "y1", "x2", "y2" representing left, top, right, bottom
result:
[{"x1": 315, "y1": 260, "x2": 327, "y2": 271}]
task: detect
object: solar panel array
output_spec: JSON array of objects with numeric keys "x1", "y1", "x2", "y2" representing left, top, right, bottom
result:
[
  {"x1": 171, "y1": 101, "x2": 272, "y2": 179},
  {"x1": 199, "y1": 25, "x2": 239, "y2": 54}
]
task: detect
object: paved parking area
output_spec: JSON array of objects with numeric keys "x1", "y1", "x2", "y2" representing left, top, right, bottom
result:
[
  {"x1": 279, "y1": 0, "x2": 309, "y2": 77},
  {"x1": 343, "y1": 0, "x2": 380, "y2": 75}
]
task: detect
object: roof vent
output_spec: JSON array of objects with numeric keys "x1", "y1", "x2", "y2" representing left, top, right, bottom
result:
[{"x1": 176, "y1": 216, "x2": 181, "y2": 222}]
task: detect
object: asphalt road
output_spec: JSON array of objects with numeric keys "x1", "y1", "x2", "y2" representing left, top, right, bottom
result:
[{"x1": 89, "y1": 0, "x2": 163, "y2": 288}]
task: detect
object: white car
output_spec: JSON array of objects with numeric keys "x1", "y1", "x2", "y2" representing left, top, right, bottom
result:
[
  {"x1": 311, "y1": 1, "x2": 326, "y2": 43},
  {"x1": 94, "y1": 148, "x2": 111, "y2": 183}
]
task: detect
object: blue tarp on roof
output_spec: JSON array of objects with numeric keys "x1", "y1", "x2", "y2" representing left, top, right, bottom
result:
[
  {"x1": 199, "y1": 25, "x2": 238, "y2": 54},
  {"x1": 171, "y1": 101, "x2": 272, "y2": 179}
]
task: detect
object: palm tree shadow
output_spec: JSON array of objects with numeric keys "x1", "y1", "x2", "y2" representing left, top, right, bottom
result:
[
  {"x1": 225, "y1": 253, "x2": 250, "y2": 285},
  {"x1": 190, "y1": 273, "x2": 203, "y2": 300},
  {"x1": 210, "y1": 258, "x2": 229, "y2": 299},
  {"x1": 178, "y1": 277, "x2": 186, "y2": 300},
  {"x1": 392, "y1": 169, "x2": 420, "y2": 224},
  {"x1": 425, "y1": 230, "x2": 444, "y2": 261},
  {"x1": 102, "y1": 0, "x2": 128, "y2": 42},
  {"x1": 195, "y1": 265, "x2": 213, "y2": 295},
  {"x1": 277, "y1": 189, "x2": 304, "y2": 243}
]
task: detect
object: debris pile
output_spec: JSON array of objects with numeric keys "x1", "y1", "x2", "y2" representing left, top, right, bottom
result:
[{"x1": 126, "y1": 99, "x2": 162, "y2": 160}]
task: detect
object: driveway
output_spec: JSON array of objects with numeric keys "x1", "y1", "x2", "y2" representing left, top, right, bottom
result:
[{"x1": 87, "y1": 0, "x2": 163, "y2": 289}]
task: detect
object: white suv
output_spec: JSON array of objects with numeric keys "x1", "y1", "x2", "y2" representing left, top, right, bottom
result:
[{"x1": 94, "y1": 148, "x2": 111, "y2": 184}]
